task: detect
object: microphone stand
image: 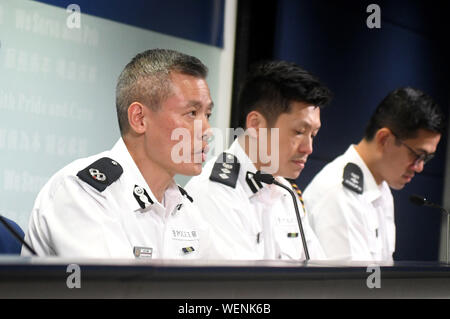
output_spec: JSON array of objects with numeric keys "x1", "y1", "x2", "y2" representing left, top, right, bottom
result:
[
  {"x1": 0, "y1": 215, "x2": 37, "y2": 256},
  {"x1": 273, "y1": 180, "x2": 310, "y2": 261},
  {"x1": 443, "y1": 209, "x2": 449, "y2": 265},
  {"x1": 410, "y1": 195, "x2": 449, "y2": 264},
  {"x1": 426, "y1": 204, "x2": 449, "y2": 264},
  {"x1": 254, "y1": 171, "x2": 310, "y2": 260}
]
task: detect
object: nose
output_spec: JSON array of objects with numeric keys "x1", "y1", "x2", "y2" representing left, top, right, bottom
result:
[
  {"x1": 298, "y1": 135, "x2": 313, "y2": 156},
  {"x1": 195, "y1": 115, "x2": 212, "y2": 144},
  {"x1": 413, "y1": 160, "x2": 424, "y2": 173},
  {"x1": 202, "y1": 115, "x2": 212, "y2": 141}
]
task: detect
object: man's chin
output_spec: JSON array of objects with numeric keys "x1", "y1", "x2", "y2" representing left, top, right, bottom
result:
[
  {"x1": 177, "y1": 163, "x2": 203, "y2": 176},
  {"x1": 388, "y1": 181, "x2": 406, "y2": 190},
  {"x1": 280, "y1": 169, "x2": 302, "y2": 180}
]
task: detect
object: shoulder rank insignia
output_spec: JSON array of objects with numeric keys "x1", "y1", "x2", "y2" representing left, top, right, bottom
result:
[
  {"x1": 209, "y1": 152, "x2": 240, "y2": 188},
  {"x1": 342, "y1": 162, "x2": 364, "y2": 194},
  {"x1": 178, "y1": 186, "x2": 193, "y2": 203},
  {"x1": 76, "y1": 157, "x2": 123, "y2": 192}
]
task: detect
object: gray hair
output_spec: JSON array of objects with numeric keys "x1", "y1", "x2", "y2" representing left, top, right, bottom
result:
[{"x1": 115, "y1": 49, "x2": 208, "y2": 135}]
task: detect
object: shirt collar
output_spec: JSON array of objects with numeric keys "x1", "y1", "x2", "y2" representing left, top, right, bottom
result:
[
  {"x1": 345, "y1": 145, "x2": 386, "y2": 202},
  {"x1": 225, "y1": 138, "x2": 263, "y2": 198},
  {"x1": 110, "y1": 138, "x2": 184, "y2": 213}
]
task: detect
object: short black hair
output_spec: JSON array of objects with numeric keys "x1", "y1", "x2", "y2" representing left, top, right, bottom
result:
[
  {"x1": 237, "y1": 60, "x2": 332, "y2": 127},
  {"x1": 364, "y1": 87, "x2": 446, "y2": 141}
]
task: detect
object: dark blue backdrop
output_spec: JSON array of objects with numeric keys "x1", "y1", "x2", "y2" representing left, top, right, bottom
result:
[
  {"x1": 276, "y1": 0, "x2": 449, "y2": 260},
  {"x1": 34, "y1": 0, "x2": 225, "y2": 47}
]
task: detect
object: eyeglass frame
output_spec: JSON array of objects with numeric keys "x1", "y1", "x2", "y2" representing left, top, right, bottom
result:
[{"x1": 390, "y1": 131, "x2": 435, "y2": 166}]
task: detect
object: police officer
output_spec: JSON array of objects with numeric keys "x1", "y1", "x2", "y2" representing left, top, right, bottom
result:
[
  {"x1": 22, "y1": 49, "x2": 220, "y2": 259},
  {"x1": 186, "y1": 61, "x2": 332, "y2": 260},
  {"x1": 304, "y1": 87, "x2": 445, "y2": 261}
]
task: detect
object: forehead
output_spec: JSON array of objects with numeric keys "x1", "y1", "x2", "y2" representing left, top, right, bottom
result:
[
  {"x1": 405, "y1": 129, "x2": 441, "y2": 153},
  {"x1": 159, "y1": 72, "x2": 212, "y2": 111},
  {"x1": 170, "y1": 72, "x2": 211, "y2": 98},
  {"x1": 275, "y1": 101, "x2": 321, "y2": 127}
]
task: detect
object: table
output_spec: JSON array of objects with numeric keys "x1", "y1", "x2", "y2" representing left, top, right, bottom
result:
[{"x1": 1, "y1": 257, "x2": 450, "y2": 298}]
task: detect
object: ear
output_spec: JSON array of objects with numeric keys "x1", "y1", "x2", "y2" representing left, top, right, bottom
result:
[
  {"x1": 246, "y1": 111, "x2": 267, "y2": 138},
  {"x1": 374, "y1": 127, "x2": 392, "y2": 149},
  {"x1": 127, "y1": 102, "x2": 148, "y2": 134}
]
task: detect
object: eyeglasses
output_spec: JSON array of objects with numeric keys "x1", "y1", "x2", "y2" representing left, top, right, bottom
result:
[{"x1": 391, "y1": 132, "x2": 435, "y2": 166}]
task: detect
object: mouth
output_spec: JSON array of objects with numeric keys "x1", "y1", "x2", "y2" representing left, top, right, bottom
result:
[
  {"x1": 292, "y1": 159, "x2": 306, "y2": 169},
  {"x1": 402, "y1": 174, "x2": 414, "y2": 182},
  {"x1": 193, "y1": 144, "x2": 209, "y2": 163}
]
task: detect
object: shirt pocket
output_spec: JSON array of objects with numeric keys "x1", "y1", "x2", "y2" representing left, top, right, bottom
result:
[
  {"x1": 166, "y1": 228, "x2": 201, "y2": 259},
  {"x1": 385, "y1": 215, "x2": 396, "y2": 255},
  {"x1": 366, "y1": 213, "x2": 382, "y2": 259},
  {"x1": 275, "y1": 224, "x2": 305, "y2": 260}
]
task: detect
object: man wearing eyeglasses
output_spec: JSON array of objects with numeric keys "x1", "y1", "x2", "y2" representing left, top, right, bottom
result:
[{"x1": 303, "y1": 87, "x2": 445, "y2": 261}]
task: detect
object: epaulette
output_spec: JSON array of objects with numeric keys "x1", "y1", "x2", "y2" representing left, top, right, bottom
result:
[
  {"x1": 209, "y1": 152, "x2": 240, "y2": 188},
  {"x1": 178, "y1": 186, "x2": 193, "y2": 203},
  {"x1": 342, "y1": 162, "x2": 364, "y2": 194},
  {"x1": 76, "y1": 157, "x2": 123, "y2": 192}
]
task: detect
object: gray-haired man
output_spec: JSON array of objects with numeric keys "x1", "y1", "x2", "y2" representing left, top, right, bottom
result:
[{"x1": 23, "y1": 49, "x2": 219, "y2": 258}]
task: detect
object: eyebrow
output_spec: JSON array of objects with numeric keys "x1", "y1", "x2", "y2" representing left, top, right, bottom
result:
[
  {"x1": 187, "y1": 100, "x2": 214, "y2": 110},
  {"x1": 297, "y1": 120, "x2": 321, "y2": 131},
  {"x1": 416, "y1": 147, "x2": 434, "y2": 155}
]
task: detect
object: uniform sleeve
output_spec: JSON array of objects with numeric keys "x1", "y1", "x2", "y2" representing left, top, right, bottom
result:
[
  {"x1": 195, "y1": 218, "x2": 233, "y2": 260},
  {"x1": 305, "y1": 187, "x2": 373, "y2": 261},
  {"x1": 186, "y1": 181, "x2": 255, "y2": 260},
  {"x1": 23, "y1": 175, "x2": 131, "y2": 258}
]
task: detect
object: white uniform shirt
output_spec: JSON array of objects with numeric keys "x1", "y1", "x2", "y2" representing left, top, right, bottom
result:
[
  {"x1": 22, "y1": 138, "x2": 219, "y2": 259},
  {"x1": 185, "y1": 139, "x2": 326, "y2": 260},
  {"x1": 303, "y1": 145, "x2": 396, "y2": 261}
]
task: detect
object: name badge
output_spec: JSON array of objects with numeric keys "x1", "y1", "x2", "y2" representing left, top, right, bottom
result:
[
  {"x1": 171, "y1": 229, "x2": 199, "y2": 241},
  {"x1": 133, "y1": 246, "x2": 153, "y2": 258}
]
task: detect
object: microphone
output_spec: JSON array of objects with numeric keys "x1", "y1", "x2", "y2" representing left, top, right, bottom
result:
[
  {"x1": 409, "y1": 194, "x2": 449, "y2": 264},
  {"x1": 254, "y1": 171, "x2": 310, "y2": 260},
  {"x1": 409, "y1": 194, "x2": 447, "y2": 212},
  {"x1": 409, "y1": 194, "x2": 427, "y2": 206},
  {"x1": 0, "y1": 215, "x2": 37, "y2": 256}
]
